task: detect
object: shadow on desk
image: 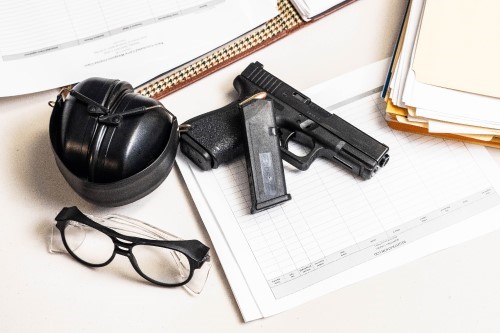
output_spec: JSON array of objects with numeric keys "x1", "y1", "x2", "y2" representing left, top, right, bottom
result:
[{"x1": 16, "y1": 128, "x2": 82, "y2": 206}]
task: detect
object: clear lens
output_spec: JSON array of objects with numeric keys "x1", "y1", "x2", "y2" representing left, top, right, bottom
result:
[
  {"x1": 50, "y1": 211, "x2": 211, "y2": 293},
  {"x1": 184, "y1": 257, "x2": 212, "y2": 294},
  {"x1": 63, "y1": 221, "x2": 115, "y2": 265},
  {"x1": 132, "y1": 245, "x2": 191, "y2": 284},
  {"x1": 49, "y1": 225, "x2": 66, "y2": 254}
]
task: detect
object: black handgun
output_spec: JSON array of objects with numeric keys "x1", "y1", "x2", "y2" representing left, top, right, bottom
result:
[{"x1": 179, "y1": 62, "x2": 390, "y2": 179}]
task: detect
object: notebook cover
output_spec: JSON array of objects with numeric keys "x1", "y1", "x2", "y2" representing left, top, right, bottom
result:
[{"x1": 136, "y1": 0, "x2": 357, "y2": 99}]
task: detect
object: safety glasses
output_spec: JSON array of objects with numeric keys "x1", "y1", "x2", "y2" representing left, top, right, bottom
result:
[{"x1": 50, "y1": 206, "x2": 211, "y2": 294}]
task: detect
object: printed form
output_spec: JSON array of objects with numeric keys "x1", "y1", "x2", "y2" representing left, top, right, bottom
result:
[
  {"x1": 0, "y1": 0, "x2": 277, "y2": 96},
  {"x1": 177, "y1": 59, "x2": 500, "y2": 321}
]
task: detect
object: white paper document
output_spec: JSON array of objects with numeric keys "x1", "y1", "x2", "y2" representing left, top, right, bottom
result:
[
  {"x1": 0, "y1": 0, "x2": 277, "y2": 97},
  {"x1": 177, "y1": 59, "x2": 500, "y2": 321},
  {"x1": 388, "y1": 0, "x2": 500, "y2": 133}
]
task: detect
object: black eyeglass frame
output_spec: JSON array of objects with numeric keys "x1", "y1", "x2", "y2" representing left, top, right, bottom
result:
[{"x1": 55, "y1": 206, "x2": 210, "y2": 288}]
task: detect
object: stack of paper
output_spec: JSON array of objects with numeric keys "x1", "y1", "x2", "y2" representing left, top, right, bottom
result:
[{"x1": 384, "y1": 0, "x2": 500, "y2": 147}]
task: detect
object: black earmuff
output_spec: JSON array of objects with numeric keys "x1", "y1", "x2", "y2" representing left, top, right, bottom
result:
[{"x1": 49, "y1": 77, "x2": 178, "y2": 206}]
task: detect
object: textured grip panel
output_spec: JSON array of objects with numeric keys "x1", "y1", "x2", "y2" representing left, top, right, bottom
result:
[{"x1": 181, "y1": 100, "x2": 244, "y2": 168}]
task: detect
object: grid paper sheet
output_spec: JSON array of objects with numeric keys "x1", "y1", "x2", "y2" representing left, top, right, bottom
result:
[
  {"x1": 177, "y1": 59, "x2": 500, "y2": 320},
  {"x1": 211, "y1": 92, "x2": 497, "y2": 298}
]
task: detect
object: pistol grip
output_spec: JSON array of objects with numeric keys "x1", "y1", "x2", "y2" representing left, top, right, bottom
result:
[{"x1": 180, "y1": 100, "x2": 244, "y2": 170}]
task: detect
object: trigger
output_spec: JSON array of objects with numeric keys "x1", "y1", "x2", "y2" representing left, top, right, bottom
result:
[{"x1": 279, "y1": 129, "x2": 295, "y2": 149}]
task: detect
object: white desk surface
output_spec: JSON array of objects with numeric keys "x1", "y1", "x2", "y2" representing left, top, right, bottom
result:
[{"x1": 2, "y1": 1, "x2": 500, "y2": 332}]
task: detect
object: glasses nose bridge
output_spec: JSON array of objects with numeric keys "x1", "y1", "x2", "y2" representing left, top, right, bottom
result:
[{"x1": 113, "y1": 238, "x2": 134, "y2": 256}]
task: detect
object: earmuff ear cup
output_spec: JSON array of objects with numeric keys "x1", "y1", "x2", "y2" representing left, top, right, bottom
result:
[
  {"x1": 91, "y1": 92, "x2": 175, "y2": 183},
  {"x1": 49, "y1": 77, "x2": 178, "y2": 206},
  {"x1": 51, "y1": 78, "x2": 124, "y2": 178}
]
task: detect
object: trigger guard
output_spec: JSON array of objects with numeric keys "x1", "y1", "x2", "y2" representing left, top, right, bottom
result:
[{"x1": 280, "y1": 144, "x2": 323, "y2": 171}]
